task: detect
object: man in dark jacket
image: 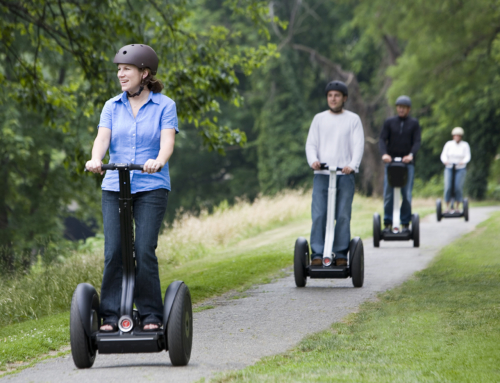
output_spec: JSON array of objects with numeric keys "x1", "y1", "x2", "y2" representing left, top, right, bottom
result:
[{"x1": 379, "y1": 95, "x2": 421, "y2": 232}]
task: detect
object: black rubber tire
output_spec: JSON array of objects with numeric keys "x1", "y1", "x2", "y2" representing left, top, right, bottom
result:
[
  {"x1": 436, "y1": 199, "x2": 442, "y2": 222},
  {"x1": 464, "y1": 198, "x2": 469, "y2": 221},
  {"x1": 70, "y1": 289, "x2": 97, "y2": 369},
  {"x1": 412, "y1": 213, "x2": 420, "y2": 248},
  {"x1": 294, "y1": 237, "x2": 309, "y2": 287},
  {"x1": 349, "y1": 237, "x2": 364, "y2": 288},
  {"x1": 167, "y1": 283, "x2": 193, "y2": 366},
  {"x1": 373, "y1": 213, "x2": 381, "y2": 248}
]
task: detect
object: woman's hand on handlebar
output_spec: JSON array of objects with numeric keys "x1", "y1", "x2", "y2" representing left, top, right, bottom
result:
[
  {"x1": 311, "y1": 161, "x2": 321, "y2": 170},
  {"x1": 86, "y1": 159, "x2": 104, "y2": 175},
  {"x1": 382, "y1": 154, "x2": 392, "y2": 163},
  {"x1": 143, "y1": 159, "x2": 164, "y2": 174}
]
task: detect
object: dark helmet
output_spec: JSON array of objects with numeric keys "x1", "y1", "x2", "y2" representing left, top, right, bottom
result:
[
  {"x1": 113, "y1": 44, "x2": 159, "y2": 75},
  {"x1": 325, "y1": 80, "x2": 348, "y2": 96},
  {"x1": 395, "y1": 95, "x2": 412, "y2": 107}
]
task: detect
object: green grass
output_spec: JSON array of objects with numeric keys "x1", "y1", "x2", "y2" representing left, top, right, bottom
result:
[
  {"x1": 214, "y1": 212, "x2": 500, "y2": 383},
  {"x1": 0, "y1": 195, "x2": 436, "y2": 372},
  {"x1": 0, "y1": 313, "x2": 70, "y2": 374}
]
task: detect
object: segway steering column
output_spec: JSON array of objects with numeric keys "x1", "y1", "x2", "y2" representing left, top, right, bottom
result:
[{"x1": 319, "y1": 163, "x2": 344, "y2": 267}]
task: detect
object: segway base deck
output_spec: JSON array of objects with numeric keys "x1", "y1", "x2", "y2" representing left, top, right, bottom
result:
[
  {"x1": 95, "y1": 330, "x2": 165, "y2": 354},
  {"x1": 308, "y1": 265, "x2": 350, "y2": 279},
  {"x1": 441, "y1": 211, "x2": 464, "y2": 219},
  {"x1": 381, "y1": 231, "x2": 412, "y2": 241}
]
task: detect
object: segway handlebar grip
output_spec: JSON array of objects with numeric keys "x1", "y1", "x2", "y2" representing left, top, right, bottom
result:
[
  {"x1": 318, "y1": 163, "x2": 344, "y2": 171},
  {"x1": 128, "y1": 164, "x2": 145, "y2": 171},
  {"x1": 101, "y1": 163, "x2": 116, "y2": 171}
]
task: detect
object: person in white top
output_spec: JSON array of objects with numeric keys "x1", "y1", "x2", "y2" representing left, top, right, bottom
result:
[
  {"x1": 440, "y1": 127, "x2": 471, "y2": 212},
  {"x1": 305, "y1": 80, "x2": 364, "y2": 266}
]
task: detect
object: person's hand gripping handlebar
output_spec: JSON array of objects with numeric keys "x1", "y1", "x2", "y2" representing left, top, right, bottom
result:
[{"x1": 311, "y1": 161, "x2": 354, "y2": 174}]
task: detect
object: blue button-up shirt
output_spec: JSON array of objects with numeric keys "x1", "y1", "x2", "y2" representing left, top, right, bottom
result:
[{"x1": 98, "y1": 91, "x2": 179, "y2": 193}]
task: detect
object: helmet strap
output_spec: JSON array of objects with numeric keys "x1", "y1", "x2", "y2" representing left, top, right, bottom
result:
[{"x1": 127, "y1": 86, "x2": 144, "y2": 98}]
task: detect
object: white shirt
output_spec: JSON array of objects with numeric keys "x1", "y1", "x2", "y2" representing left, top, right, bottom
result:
[
  {"x1": 305, "y1": 110, "x2": 365, "y2": 175},
  {"x1": 440, "y1": 140, "x2": 471, "y2": 169}
]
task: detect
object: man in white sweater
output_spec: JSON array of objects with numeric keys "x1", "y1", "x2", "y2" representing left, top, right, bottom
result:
[{"x1": 305, "y1": 80, "x2": 364, "y2": 266}]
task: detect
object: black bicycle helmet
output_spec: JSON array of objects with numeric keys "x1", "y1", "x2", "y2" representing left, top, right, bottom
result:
[
  {"x1": 113, "y1": 44, "x2": 159, "y2": 75},
  {"x1": 325, "y1": 80, "x2": 348, "y2": 96},
  {"x1": 395, "y1": 95, "x2": 411, "y2": 107}
]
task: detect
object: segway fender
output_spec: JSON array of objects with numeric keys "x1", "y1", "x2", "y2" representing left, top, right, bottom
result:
[
  {"x1": 75, "y1": 283, "x2": 100, "y2": 338},
  {"x1": 162, "y1": 281, "x2": 185, "y2": 332}
]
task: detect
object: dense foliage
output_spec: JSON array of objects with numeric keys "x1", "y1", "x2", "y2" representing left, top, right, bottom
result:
[
  {"x1": 0, "y1": 0, "x2": 277, "y2": 270},
  {"x1": 1, "y1": 0, "x2": 499, "y2": 271}
]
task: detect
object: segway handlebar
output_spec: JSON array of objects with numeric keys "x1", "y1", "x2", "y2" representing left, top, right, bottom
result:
[
  {"x1": 84, "y1": 163, "x2": 146, "y2": 172},
  {"x1": 101, "y1": 163, "x2": 144, "y2": 171},
  {"x1": 318, "y1": 163, "x2": 344, "y2": 171}
]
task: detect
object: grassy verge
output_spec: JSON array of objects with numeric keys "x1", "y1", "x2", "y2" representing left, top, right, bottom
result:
[
  {"x1": 214, "y1": 212, "x2": 500, "y2": 383},
  {"x1": 0, "y1": 194, "x2": 435, "y2": 372}
]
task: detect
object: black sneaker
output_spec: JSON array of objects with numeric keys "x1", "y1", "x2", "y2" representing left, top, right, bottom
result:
[
  {"x1": 383, "y1": 223, "x2": 392, "y2": 233},
  {"x1": 401, "y1": 224, "x2": 410, "y2": 233}
]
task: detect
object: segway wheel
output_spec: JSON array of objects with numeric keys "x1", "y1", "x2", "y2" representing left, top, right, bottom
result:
[
  {"x1": 412, "y1": 214, "x2": 420, "y2": 248},
  {"x1": 349, "y1": 237, "x2": 364, "y2": 288},
  {"x1": 373, "y1": 213, "x2": 381, "y2": 248},
  {"x1": 294, "y1": 237, "x2": 309, "y2": 287},
  {"x1": 167, "y1": 283, "x2": 193, "y2": 366},
  {"x1": 463, "y1": 198, "x2": 469, "y2": 221},
  {"x1": 436, "y1": 199, "x2": 442, "y2": 222},
  {"x1": 70, "y1": 284, "x2": 99, "y2": 369}
]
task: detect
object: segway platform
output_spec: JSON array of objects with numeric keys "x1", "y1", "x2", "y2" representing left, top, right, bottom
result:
[
  {"x1": 436, "y1": 201, "x2": 468, "y2": 221},
  {"x1": 95, "y1": 330, "x2": 165, "y2": 354},
  {"x1": 308, "y1": 264, "x2": 350, "y2": 279}
]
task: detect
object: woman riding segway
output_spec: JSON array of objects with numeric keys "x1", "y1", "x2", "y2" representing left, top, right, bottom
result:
[
  {"x1": 439, "y1": 127, "x2": 471, "y2": 214},
  {"x1": 85, "y1": 44, "x2": 178, "y2": 333}
]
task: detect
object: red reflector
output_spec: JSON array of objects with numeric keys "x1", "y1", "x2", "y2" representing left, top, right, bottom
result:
[{"x1": 123, "y1": 320, "x2": 131, "y2": 328}]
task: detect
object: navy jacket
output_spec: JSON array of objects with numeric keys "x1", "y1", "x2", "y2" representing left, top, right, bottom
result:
[{"x1": 379, "y1": 116, "x2": 421, "y2": 159}]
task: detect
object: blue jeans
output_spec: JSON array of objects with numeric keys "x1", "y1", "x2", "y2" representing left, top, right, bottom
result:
[
  {"x1": 310, "y1": 174, "x2": 355, "y2": 261},
  {"x1": 100, "y1": 188, "x2": 168, "y2": 325},
  {"x1": 383, "y1": 164, "x2": 414, "y2": 225},
  {"x1": 444, "y1": 167, "x2": 466, "y2": 203}
]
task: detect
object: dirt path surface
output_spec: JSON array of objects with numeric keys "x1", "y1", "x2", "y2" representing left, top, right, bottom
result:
[{"x1": 3, "y1": 207, "x2": 497, "y2": 383}]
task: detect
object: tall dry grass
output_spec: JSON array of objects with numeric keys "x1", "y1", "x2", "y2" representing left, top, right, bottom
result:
[
  {"x1": 0, "y1": 189, "x2": 312, "y2": 327},
  {"x1": 156, "y1": 189, "x2": 311, "y2": 264},
  {"x1": 0, "y1": 251, "x2": 103, "y2": 328}
]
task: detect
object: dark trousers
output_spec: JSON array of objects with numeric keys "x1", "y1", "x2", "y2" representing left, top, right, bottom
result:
[
  {"x1": 100, "y1": 189, "x2": 168, "y2": 324},
  {"x1": 310, "y1": 174, "x2": 355, "y2": 260}
]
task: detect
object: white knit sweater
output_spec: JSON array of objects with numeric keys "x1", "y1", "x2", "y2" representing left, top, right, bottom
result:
[
  {"x1": 440, "y1": 140, "x2": 471, "y2": 169},
  {"x1": 305, "y1": 110, "x2": 365, "y2": 175}
]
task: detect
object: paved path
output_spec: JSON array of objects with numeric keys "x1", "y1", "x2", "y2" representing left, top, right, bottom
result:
[{"x1": 3, "y1": 207, "x2": 497, "y2": 383}]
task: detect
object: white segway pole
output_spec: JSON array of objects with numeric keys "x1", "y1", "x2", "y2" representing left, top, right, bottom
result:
[
  {"x1": 322, "y1": 165, "x2": 344, "y2": 266},
  {"x1": 392, "y1": 157, "x2": 402, "y2": 232},
  {"x1": 392, "y1": 188, "x2": 401, "y2": 232},
  {"x1": 322, "y1": 167, "x2": 337, "y2": 266}
]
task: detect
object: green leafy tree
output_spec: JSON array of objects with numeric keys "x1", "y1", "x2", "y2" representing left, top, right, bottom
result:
[
  {"x1": 0, "y1": 0, "x2": 277, "y2": 270},
  {"x1": 354, "y1": 0, "x2": 500, "y2": 198}
]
